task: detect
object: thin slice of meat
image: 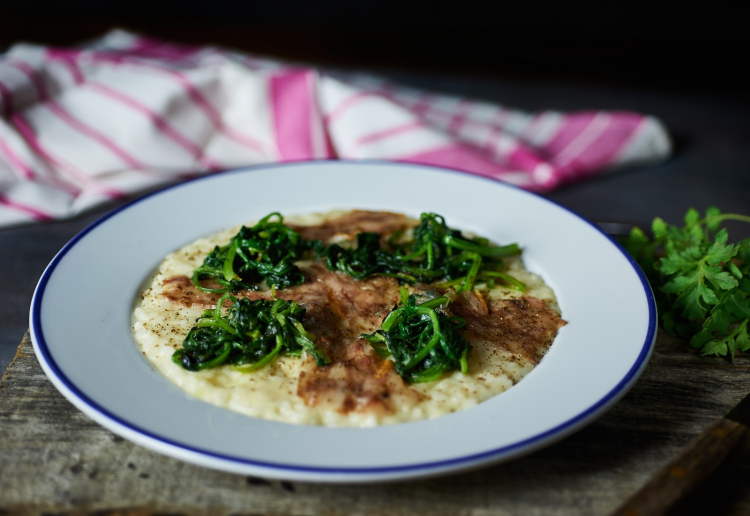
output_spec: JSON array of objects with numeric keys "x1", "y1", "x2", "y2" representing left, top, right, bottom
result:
[
  {"x1": 161, "y1": 261, "x2": 417, "y2": 414},
  {"x1": 450, "y1": 291, "x2": 566, "y2": 364},
  {"x1": 293, "y1": 262, "x2": 399, "y2": 347},
  {"x1": 297, "y1": 339, "x2": 421, "y2": 415},
  {"x1": 161, "y1": 276, "x2": 219, "y2": 309},
  {"x1": 290, "y1": 210, "x2": 417, "y2": 244},
  {"x1": 160, "y1": 275, "x2": 262, "y2": 309},
  {"x1": 287, "y1": 264, "x2": 420, "y2": 414}
]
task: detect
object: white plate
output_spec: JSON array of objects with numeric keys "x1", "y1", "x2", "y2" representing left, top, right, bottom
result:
[{"x1": 30, "y1": 161, "x2": 656, "y2": 483}]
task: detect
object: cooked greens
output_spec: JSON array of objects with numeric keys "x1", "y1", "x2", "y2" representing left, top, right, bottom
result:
[
  {"x1": 172, "y1": 293, "x2": 330, "y2": 372},
  {"x1": 362, "y1": 288, "x2": 470, "y2": 383},
  {"x1": 191, "y1": 212, "x2": 319, "y2": 293},
  {"x1": 179, "y1": 210, "x2": 525, "y2": 382},
  {"x1": 326, "y1": 212, "x2": 525, "y2": 293}
]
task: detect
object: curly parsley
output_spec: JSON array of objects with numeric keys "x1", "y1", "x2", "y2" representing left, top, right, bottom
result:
[{"x1": 624, "y1": 207, "x2": 750, "y2": 361}]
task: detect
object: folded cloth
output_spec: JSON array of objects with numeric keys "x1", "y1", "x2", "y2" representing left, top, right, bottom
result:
[{"x1": 0, "y1": 30, "x2": 671, "y2": 226}]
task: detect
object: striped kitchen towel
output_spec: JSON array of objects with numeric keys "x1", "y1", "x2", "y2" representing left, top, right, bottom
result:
[{"x1": 0, "y1": 30, "x2": 671, "y2": 226}]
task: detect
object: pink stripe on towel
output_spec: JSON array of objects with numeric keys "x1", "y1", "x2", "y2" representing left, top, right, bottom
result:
[
  {"x1": 562, "y1": 113, "x2": 643, "y2": 173},
  {"x1": 398, "y1": 144, "x2": 512, "y2": 181},
  {"x1": 11, "y1": 112, "x2": 124, "y2": 198},
  {"x1": 0, "y1": 192, "x2": 53, "y2": 221},
  {"x1": 0, "y1": 138, "x2": 37, "y2": 180},
  {"x1": 0, "y1": 139, "x2": 81, "y2": 195},
  {"x1": 86, "y1": 81, "x2": 222, "y2": 170},
  {"x1": 271, "y1": 69, "x2": 316, "y2": 161},
  {"x1": 4, "y1": 58, "x2": 50, "y2": 101},
  {"x1": 130, "y1": 35, "x2": 203, "y2": 61},
  {"x1": 0, "y1": 80, "x2": 13, "y2": 117},
  {"x1": 87, "y1": 53, "x2": 269, "y2": 156},
  {"x1": 44, "y1": 101, "x2": 144, "y2": 168},
  {"x1": 45, "y1": 49, "x2": 85, "y2": 84},
  {"x1": 542, "y1": 112, "x2": 598, "y2": 160},
  {"x1": 346, "y1": 121, "x2": 425, "y2": 155},
  {"x1": 324, "y1": 91, "x2": 379, "y2": 125}
]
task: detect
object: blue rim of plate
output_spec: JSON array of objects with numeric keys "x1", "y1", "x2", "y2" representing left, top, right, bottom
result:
[{"x1": 30, "y1": 160, "x2": 657, "y2": 476}]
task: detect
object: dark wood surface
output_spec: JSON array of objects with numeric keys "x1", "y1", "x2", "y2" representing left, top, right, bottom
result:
[
  {"x1": 612, "y1": 418, "x2": 750, "y2": 516},
  {"x1": 3, "y1": 330, "x2": 750, "y2": 515}
]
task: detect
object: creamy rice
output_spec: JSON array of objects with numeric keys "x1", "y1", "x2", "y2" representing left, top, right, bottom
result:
[{"x1": 131, "y1": 211, "x2": 561, "y2": 427}]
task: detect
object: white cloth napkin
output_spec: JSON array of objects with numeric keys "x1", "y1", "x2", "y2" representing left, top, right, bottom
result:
[{"x1": 0, "y1": 30, "x2": 671, "y2": 226}]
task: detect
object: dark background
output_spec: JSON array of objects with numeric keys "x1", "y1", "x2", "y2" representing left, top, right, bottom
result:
[{"x1": 1, "y1": 0, "x2": 749, "y2": 96}]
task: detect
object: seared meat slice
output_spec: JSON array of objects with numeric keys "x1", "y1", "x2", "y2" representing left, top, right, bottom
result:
[
  {"x1": 161, "y1": 275, "x2": 219, "y2": 309},
  {"x1": 292, "y1": 262, "x2": 398, "y2": 347},
  {"x1": 450, "y1": 291, "x2": 566, "y2": 364},
  {"x1": 290, "y1": 210, "x2": 417, "y2": 245},
  {"x1": 161, "y1": 261, "x2": 417, "y2": 415},
  {"x1": 297, "y1": 339, "x2": 421, "y2": 415}
]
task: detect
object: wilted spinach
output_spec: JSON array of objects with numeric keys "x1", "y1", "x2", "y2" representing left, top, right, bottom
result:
[
  {"x1": 362, "y1": 288, "x2": 471, "y2": 383},
  {"x1": 326, "y1": 212, "x2": 525, "y2": 293},
  {"x1": 192, "y1": 212, "x2": 320, "y2": 293},
  {"x1": 173, "y1": 293, "x2": 330, "y2": 372}
]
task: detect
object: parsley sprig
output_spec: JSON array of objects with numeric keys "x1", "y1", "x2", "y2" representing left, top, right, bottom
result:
[{"x1": 624, "y1": 207, "x2": 750, "y2": 361}]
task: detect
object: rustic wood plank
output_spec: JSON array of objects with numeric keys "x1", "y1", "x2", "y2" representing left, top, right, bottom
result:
[
  {"x1": 612, "y1": 418, "x2": 750, "y2": 516},
  {"x1": 3, "y1": 330, "x2": 750, "y2": 515}
]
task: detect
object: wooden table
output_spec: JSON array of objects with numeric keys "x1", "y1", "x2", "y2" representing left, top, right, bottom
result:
[{"x1": 3, "y1": 329, "x2": 750, "y2": 515}]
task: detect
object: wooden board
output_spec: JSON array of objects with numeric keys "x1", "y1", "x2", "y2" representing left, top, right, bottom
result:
[{"x1": 3, "y1": 331, "x2": 750, "y2": 515}]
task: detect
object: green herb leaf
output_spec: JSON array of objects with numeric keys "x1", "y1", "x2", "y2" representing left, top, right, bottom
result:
[
  {"x1": 727, "y1": 290, "x2": 750, "y2": 319},
  {"x1": 705, "y1": 206, "x2": 723, "y2": 232},
  {"x1": 652, "y1": 217, "x2": 668, "y2": 240},
  {"x1": 623, "y1": 207, "x2": 750, "y2": 361},
  {"x1": 701, "y1": 338, "x2": 728, "y2": 357},
  {"x1": 685, "y1": 208, "x2": 700, "y2": 226},
  {"x1": 736, "y1": 321, "x2": 750, "y2": 352}
]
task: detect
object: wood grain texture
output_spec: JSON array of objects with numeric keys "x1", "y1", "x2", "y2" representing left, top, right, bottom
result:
[
  {"x1": 3, "y1": 330, "x2": 750, "y2": 516},
  {"x1": 612, "y1": 418, "x2": 750, "y2": 516}
]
